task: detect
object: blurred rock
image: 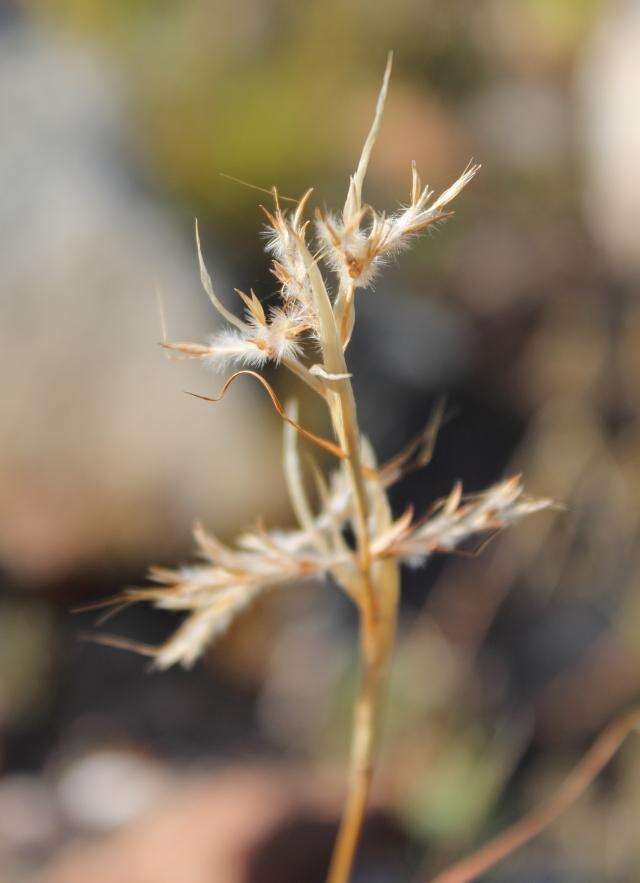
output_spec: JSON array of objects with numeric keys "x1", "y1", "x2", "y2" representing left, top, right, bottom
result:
[
  {"x1": 0, "y1": 774, "x2": 58, "y2": 854},
  {"x1": 55, "y1": 748, "x2": 171, "y2": 832},
  {"x1": 578, "y1": 0, "x2": 640, "y2": 275},
  {"x1": 466, "y1": 81, "x2": 570, "y2": 173},
  {"x1": 34, "y1": 767, "x2": 302, "y2": 883},
  {"x1": 35, "y1": 764, "x2": 415, "y2": 883},
  {"x1": 0, "y1": 26, "x2": 285, "y2": 584}
]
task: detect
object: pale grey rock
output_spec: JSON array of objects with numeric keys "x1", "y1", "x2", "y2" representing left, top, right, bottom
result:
[
  {"x1": 0, "y1": 27, "x2": 284, "y2": 582},
  {"x1": 577, "y1": 0, "x2": 640, "y2": 274}
]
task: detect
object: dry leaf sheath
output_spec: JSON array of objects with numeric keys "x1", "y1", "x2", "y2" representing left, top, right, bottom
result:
[{"x1": 96, "y1": 54, "x2": 552, "y2": 883}]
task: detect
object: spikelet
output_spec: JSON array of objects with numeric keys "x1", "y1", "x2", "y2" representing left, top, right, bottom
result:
[
  {"x1": 162, "y1": 294, "x2": 309, "y2": 370},
  {"x1": 112, "y1": 521, "x2": 338, "y2": 669},
  {"x1": 262, "y1": 188, "x2": 320, "y2": 332},
  {"x1": 316, "y1": 162, "x2": 481, "y2": 291},
  {"x1": 372, "y1": 476, "x2": 554, "y2": 565}
]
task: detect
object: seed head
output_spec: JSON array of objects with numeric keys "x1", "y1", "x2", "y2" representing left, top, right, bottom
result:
[{"x1": 92, "y1": 56, "x2": 552, "y2": 670}]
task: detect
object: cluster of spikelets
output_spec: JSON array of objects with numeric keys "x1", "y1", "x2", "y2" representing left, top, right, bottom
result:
[
  {"x1": 94, "y1": 57, "x2": 552, "y2": 671},
  {"x1": 166, "y1": 159, "x2": 480, "y2": 372},
  {"x1": 104, "y1": 472, "x2": 549, "y2": 670}
]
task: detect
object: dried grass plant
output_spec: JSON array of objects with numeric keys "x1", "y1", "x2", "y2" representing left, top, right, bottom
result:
[{"x1": 88, "y1": 56, "x2": 640, "y2": 883}]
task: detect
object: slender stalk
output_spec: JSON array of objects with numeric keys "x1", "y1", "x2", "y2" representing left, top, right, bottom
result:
[
  {"x1": 327, "y1": 588, "x2": 397, "y2": 883},
  {"x1": 327, "y1": 630, "x2": 386, "y2": 883},
  {"x1": 429, "y1": 706, "x2": 640, "y2": 883},
  {"x1": 323, "y1": 347, "x2": 400, "y2": 883}
]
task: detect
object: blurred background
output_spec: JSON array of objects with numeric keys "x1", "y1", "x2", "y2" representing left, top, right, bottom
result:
[{"x1": 2, "y1": 0, "x2": 640, "y2": 880}]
